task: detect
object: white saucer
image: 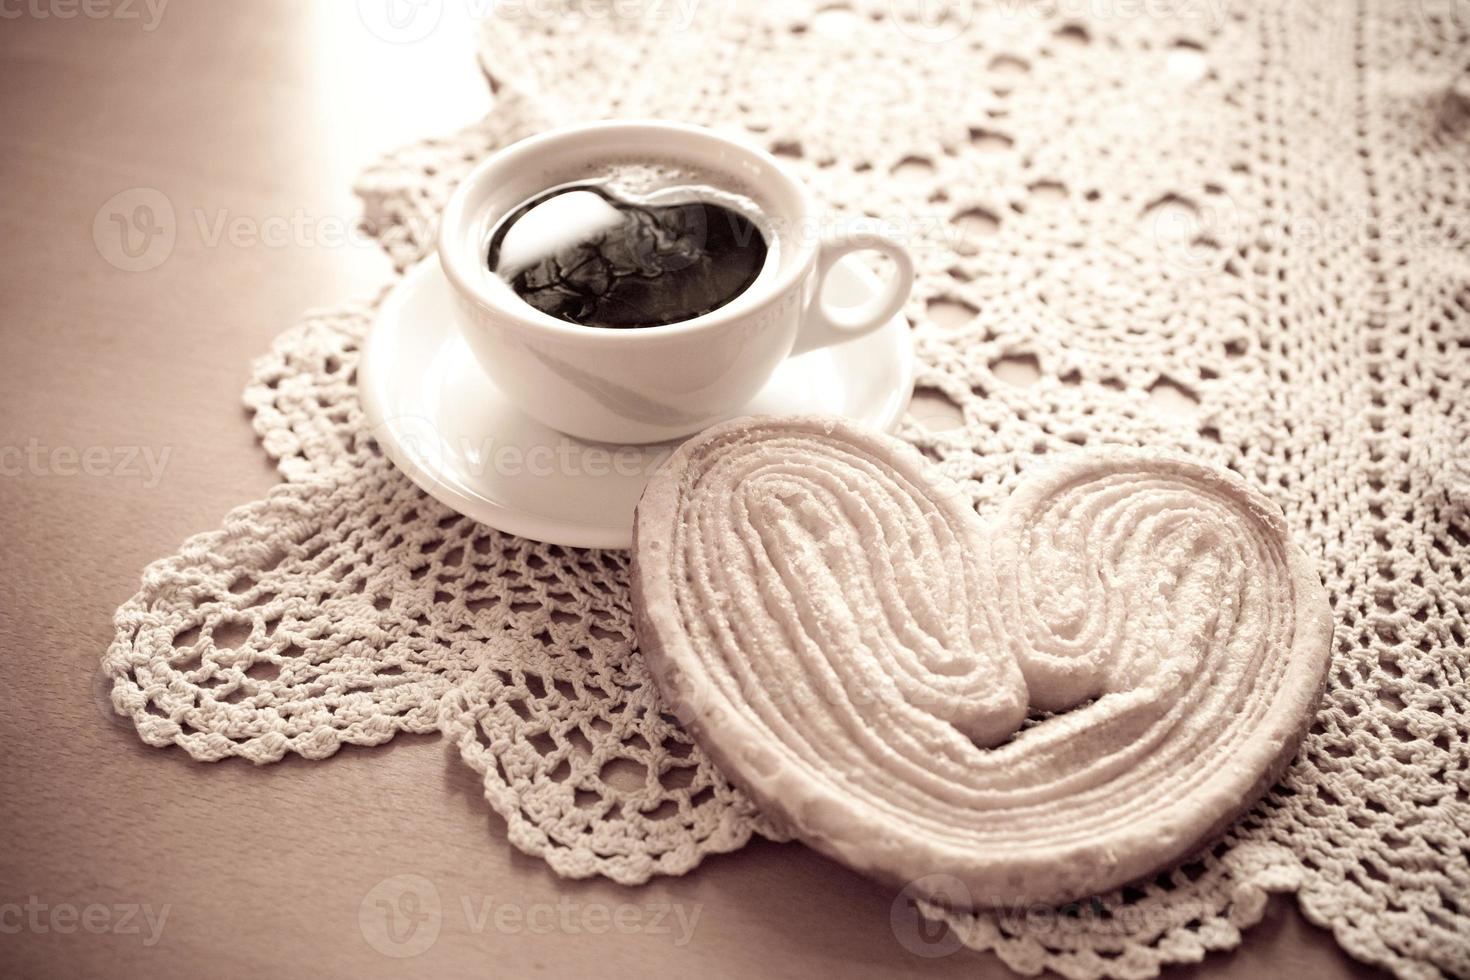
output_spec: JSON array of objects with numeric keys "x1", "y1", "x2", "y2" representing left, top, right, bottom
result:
[{"x1": 358, "y1": 255, "x2": 914, "y2": 549}]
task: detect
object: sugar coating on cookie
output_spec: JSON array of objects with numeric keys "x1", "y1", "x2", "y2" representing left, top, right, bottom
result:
[{"x1": 631, "y1": 415, "x2": 1333, "y2": 909}]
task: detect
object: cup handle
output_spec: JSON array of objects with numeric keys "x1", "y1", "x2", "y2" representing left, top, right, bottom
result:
[{"x1": 790, "y1": 231, "x2": 915, "y2": 356}]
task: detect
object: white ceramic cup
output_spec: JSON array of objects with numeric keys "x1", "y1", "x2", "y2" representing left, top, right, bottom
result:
[{"x1": 437, "y1": 120, "x2": 915, "y2": 445}]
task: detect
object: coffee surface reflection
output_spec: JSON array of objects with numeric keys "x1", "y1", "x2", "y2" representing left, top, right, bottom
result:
[{"x1": 486, "y1": 183, "x2": 769, "y2": 329}]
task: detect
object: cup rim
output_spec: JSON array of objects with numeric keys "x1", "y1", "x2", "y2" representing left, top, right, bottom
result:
[{"x1": 436, "y1": 119, "x2": 818, "y2": 343}]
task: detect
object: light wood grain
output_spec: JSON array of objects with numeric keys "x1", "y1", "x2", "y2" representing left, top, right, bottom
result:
[{"x1": 0, "y1": 3, "x2": 1387, "y2": 977}]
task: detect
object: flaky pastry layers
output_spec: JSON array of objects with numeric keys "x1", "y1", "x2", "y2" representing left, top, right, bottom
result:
[{"x1": 632, "y1": 416, "x2": 1332, "y2": 908}]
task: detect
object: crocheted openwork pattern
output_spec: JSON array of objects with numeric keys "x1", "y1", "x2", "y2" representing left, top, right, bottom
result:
[{"x1": 102, "y1": 2, "x2": 1469, "y2": 977}]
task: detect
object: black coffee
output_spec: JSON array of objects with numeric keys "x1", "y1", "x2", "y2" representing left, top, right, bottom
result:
[{"x1": 485, "y1": 181, "x2": 769, "y2": 329}]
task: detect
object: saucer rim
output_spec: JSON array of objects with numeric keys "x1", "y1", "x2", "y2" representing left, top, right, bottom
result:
[{"x1": 359, "y1": 254, "x2": 915, "y2": 549}]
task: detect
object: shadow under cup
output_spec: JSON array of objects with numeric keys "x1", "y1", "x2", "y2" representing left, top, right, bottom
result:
[{"x1": 436, "y1": 121, "x2": 822, "y2": 446}]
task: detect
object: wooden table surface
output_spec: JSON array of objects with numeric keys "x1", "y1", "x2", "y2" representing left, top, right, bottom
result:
[{"x1": 0, "y1": 4, "x2": 1388, "y2": 978}]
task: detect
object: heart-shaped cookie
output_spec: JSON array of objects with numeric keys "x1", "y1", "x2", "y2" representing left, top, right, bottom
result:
[{"x1": 631, "y1": 416, "x2": 1332, "y2": 908}]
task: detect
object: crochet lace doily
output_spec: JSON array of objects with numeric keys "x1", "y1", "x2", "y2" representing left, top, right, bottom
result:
[{"x1": 102, "y1": 1, "x2": 1469, "y2": 977}]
